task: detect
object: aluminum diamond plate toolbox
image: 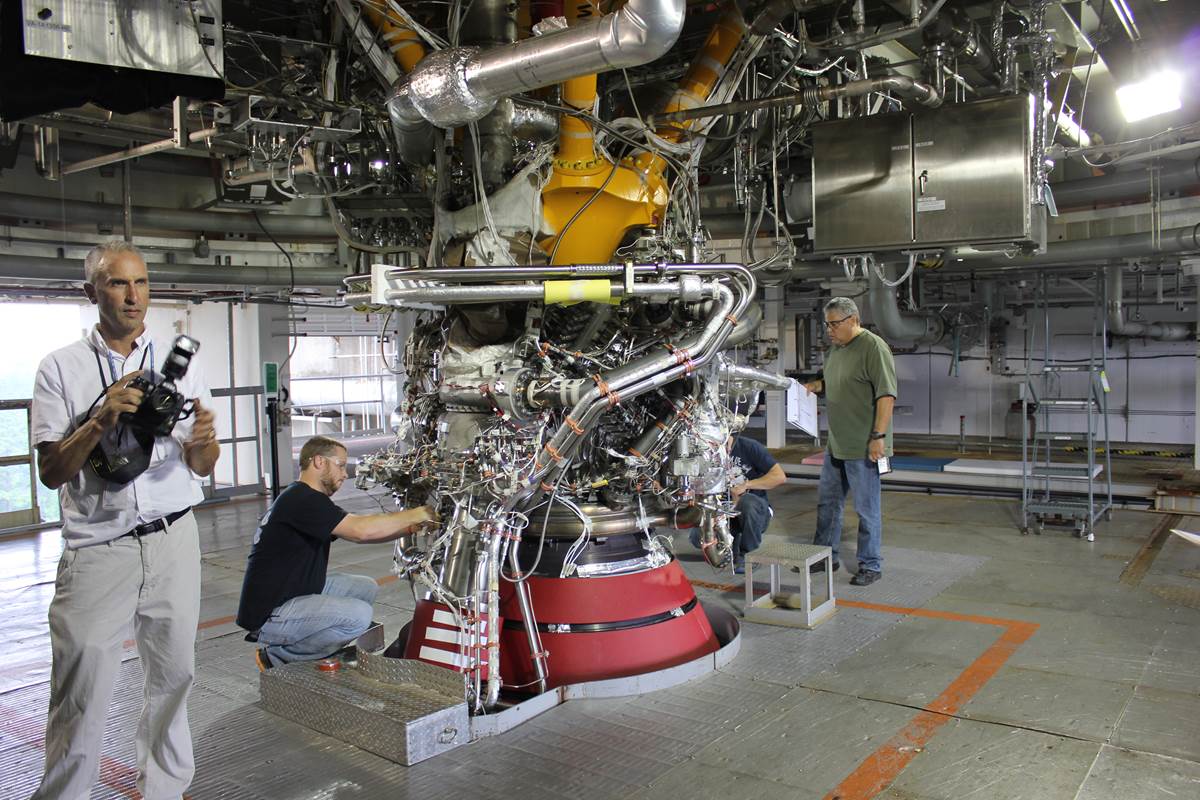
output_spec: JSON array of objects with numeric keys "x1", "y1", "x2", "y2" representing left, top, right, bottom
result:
[{"x1": 259, "y1": 656, "x2": 469, "y2": 766}]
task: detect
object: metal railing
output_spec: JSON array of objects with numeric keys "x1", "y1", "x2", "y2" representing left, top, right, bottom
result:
[
  {"x1": 289, "y1": 372, "x2": 399, "y2": 437},
  {"x1": 209, "y1": 384, "x2": 266, "y2": 499},
  {"x1": 0, "y1": 399, "x2": 43, "y2": 534}
]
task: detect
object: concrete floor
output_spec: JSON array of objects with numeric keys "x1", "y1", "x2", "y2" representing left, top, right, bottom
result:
[{"x1": 2, "y1": 481, "x2": 1199, "y2": 799}]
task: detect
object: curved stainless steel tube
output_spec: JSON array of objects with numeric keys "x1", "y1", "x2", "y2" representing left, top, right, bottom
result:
[
  {"x1": 388, "y1": 0, "x2": 685, "y2": 160},
  {"x1": 507, "y1": 547, "x2": 548, "y2": 693},
  {"x1": 718, "y1": 363, "x2": 793, "y2": 391},
  {"x1": 526, "y1": 264, "x2": 756, "y2": 494},
  {"x1": 819, "y1": 75, "x2": 942, "y2": 108}
]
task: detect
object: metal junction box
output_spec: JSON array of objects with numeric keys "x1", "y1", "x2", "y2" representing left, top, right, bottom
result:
[
  {"x1": 20, "y1": 0, "x2": 223, "y2": 79},
  {"x1": 812, "y1": 95, "x2": 1037, "y2": 253}
]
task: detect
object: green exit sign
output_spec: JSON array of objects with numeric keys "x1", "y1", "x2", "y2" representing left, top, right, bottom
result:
[{"x1": 262, "y1": 361, "x2": 279, "y2": 399}]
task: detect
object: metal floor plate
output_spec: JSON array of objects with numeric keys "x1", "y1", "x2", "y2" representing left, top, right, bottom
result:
[{"x1": 5, "y1": 488, "x2": 1199, "y2": 799}]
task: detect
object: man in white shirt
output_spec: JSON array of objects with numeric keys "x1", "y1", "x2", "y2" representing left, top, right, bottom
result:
[{"x1": 29, "y1": 241, "x2": 220, "y2": 800}]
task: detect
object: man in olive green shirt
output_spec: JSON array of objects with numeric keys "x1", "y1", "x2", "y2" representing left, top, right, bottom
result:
[{"x1": 804, "y1": 297, "x2": 897, "y2": 586}]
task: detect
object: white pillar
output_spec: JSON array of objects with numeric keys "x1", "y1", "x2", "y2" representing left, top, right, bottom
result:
[
  {"x1": 1194, "y1": 280, "x2": 1199, "y2": 471},
  {"x1": 764, "y1": 285, "x2": 787, "y2": 448},
  {"x1": 257, "y1": 305, "x2": 296, "y2": 487}
]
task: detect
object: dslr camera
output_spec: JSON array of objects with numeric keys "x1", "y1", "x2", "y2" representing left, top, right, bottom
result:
[{"x1": 122, "y1": 335, "x2": 201, "y2": 437}]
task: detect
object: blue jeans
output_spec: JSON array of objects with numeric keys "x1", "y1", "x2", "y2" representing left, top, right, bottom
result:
[
  {"x1": 733, "y1": 493, "x2": 772, "y2": 556},
  {"x1": 813, "y1": 456, "x2": 883, "y2": 572},
  {"x1": 257, "y1": 573, "x2": 377, "y2": 666}
]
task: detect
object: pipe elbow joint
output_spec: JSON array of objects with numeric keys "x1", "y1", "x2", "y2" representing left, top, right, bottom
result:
[
  {"x1": 404, "y1": 48, "x2": 497, "y2": 128},
  {"x1": 879, "y1": 76, "x2": 942, "y2": 107},
  {"x1": 601, "y1": 0, "x2": 686, "y2": 67}
]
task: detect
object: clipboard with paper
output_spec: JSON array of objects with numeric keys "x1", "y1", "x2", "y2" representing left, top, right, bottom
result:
[{"x1": 786, "y1": 379, "x2": 819, "y2": 437}]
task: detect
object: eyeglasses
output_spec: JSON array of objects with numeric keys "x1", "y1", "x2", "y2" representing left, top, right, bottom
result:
[{"x1": 824, "y1": 315, "x2": 853, "y2": 330}]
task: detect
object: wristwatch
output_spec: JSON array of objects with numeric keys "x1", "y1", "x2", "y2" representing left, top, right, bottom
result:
[{"x1": 869, "y1": 431, "x2": 886, "y2": 440}]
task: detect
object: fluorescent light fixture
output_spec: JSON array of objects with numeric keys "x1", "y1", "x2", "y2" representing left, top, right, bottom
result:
[{"x1": 1116, "y1": 70, "x2": 1182, "y2": 122}]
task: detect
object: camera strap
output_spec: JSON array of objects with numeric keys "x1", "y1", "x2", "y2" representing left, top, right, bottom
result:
[{"x1": 94, "y1": 341, "x2": 153, "y2": 388}]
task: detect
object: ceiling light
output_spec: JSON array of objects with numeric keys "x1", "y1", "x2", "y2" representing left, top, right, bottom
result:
[{"x1": 1116, "y1": 70, "x2": 1182, "y2": 123}]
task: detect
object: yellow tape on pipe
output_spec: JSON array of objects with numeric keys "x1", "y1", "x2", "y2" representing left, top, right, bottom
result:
[{"x1": 543, "y1": 279, "x2": 618, "y2": 306}]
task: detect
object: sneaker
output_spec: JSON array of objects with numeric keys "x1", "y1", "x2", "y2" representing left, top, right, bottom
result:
[
  {"x1": 850, "y1": 569, "x2": 881, "y2": 587},
  {"x1": 688, "y1": 529, "x2": 701, "y2": 549},
  {"x1": 732, "y1": 556, "x2": 746, "y2": 575},
  {"x1": 254, "y1": 648, "x2": 274, "y2": 672}
]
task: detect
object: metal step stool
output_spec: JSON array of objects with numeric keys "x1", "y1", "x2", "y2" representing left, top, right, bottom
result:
[{"x1": 744, "y1": 541, "x2": 836, "y2": 629}]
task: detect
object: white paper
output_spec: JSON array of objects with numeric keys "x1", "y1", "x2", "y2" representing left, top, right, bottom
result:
[
  {"x1": 1170, "y1": 529, "x2": 1200, "y2": 547},
  {"x1": 786, "y1": 379, "x2": 818, "y2": 437}
]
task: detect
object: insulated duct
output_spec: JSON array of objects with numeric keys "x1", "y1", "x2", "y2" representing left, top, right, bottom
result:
[
  {"x1": 961, "y1": 225, "x2": 1200, "y2": 269},
  {"x1": 0, "y1": 193, "x2": 336, "y2": 240},
  {"x1": 462, "y1": 0, "x2": 518, "y2": 192},
  {"x1": 388, "y1": 0, "x2": 685, "y2": 159},
  {"x1": 0, "y1": 253, "x2": 347, "y2": 287},
  {"x1": 1051, "y1": 163, "x2": 1200, "y2": 209},
  {"x1": 786, "y1": 223, "x2": 1200, "y2": 283},
  {"x1": 867, "y1": 263, "x2": 944, "y2": 344},
  {"x1": 1105, "y1": 267, "x2": 1192, "y2": 341}
]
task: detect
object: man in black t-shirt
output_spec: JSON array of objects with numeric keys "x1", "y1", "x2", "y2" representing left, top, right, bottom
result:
[
  {"x1": 237, "y1": 436, "x2": 436, "y2": 669},
  {"x1": 690, "y1": 434, "x2": 787, "y2": 573}
]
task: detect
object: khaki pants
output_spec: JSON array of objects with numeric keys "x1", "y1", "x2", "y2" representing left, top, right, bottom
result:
[{"x1": 32, "y1": 511, "x2": 201, "y2": 800}]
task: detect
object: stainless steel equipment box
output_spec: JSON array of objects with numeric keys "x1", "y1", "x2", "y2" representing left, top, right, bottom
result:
[
  {"x1": 812, "y1": 95, "x2": 1036, "y2": 252},
  {"x1": 20, "y1": 0, "x2": 223, "y2": 79},
  {"x1": 259, "y1": 655, "x2": 470, "y2": 766}
]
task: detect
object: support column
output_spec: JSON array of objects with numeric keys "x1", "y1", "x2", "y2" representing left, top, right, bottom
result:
[
  {"x1": 764, "y1": 285, "x2": 787, "y2": 449},
  {"x1": 257, "y1": 304, "x2": 296, "y2": 487},
  {"x1": 1194, "y1": 280, "x2": 1199, "y2": 471}
]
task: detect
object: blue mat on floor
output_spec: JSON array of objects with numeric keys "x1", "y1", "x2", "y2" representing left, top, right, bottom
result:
[{"x1": 891, "y1": 456, "x2": 954, "y2": 472}]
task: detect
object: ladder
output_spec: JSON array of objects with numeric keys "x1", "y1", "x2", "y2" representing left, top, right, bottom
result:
[{"x1": 1020, "y1": 271, "x2": 1114, "y2": 541}]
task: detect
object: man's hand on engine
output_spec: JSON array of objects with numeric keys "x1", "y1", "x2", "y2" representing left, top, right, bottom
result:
[
  {"x1": 406, "y1": 505, "x2": 440, "y2": 534},
  {"x1": 731, "y1": 481, "x2": 749, "y2": 500}
]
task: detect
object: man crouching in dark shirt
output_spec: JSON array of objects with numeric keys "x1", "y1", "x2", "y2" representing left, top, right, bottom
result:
[{"x1": 237, "y1": 435, "x2": 436, "y2": 669}]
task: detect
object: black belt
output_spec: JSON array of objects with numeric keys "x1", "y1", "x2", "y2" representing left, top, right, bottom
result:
[{"x1": 121, "y1": 507, "x2": 190, "y2": 539}]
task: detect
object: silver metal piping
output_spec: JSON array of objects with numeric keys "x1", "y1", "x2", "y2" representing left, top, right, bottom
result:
[
  {"x1": 649, "y1": 74, "x2": 941, "y2": 127},
  {"x1": 822, "y1": 76, "x2": 943, "y2": 108},
  {"x1": 531, "y1": 265, "x2": 756, "y2": 491},
  {"x1": 0, "y1": 253, "x2": 346, "y2": 287},
  {"x1": 462, "y1": 0, "x2": 517, "y2": 191},
  {"x1": 507, "y1": 546, "x2": 547, "y2": 693},
  {"x1": 1106, "y1": 267, "x2": 1192, "y2": 341},
  {"x1": 381, "y1": 277, "x2": 704, "y2": 305},
  {"x1": 0, "y1": 192, "x2": 336, "y2": 239},
  {"x1": 809, "y1": 0, "x2": 948, "y2": 49},
  {"x1": 718, "y1": 362, "x2": 793, "y2": 391},
  {"x1": 722, "y1": 301, "x2": 764, "y2": 349},
  {"x1": 388, "y1": 0, "x2": 685, "y2": 160},
  {"x1": 1051, "y1": 163, "x2": 1200, "y2": 209},
  {"x1": 867, "y1": 263, "x2": 944, "y2": 344},
  {"x1": 958, "y1": 225, "x2": 1200, "y2": 270}
]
